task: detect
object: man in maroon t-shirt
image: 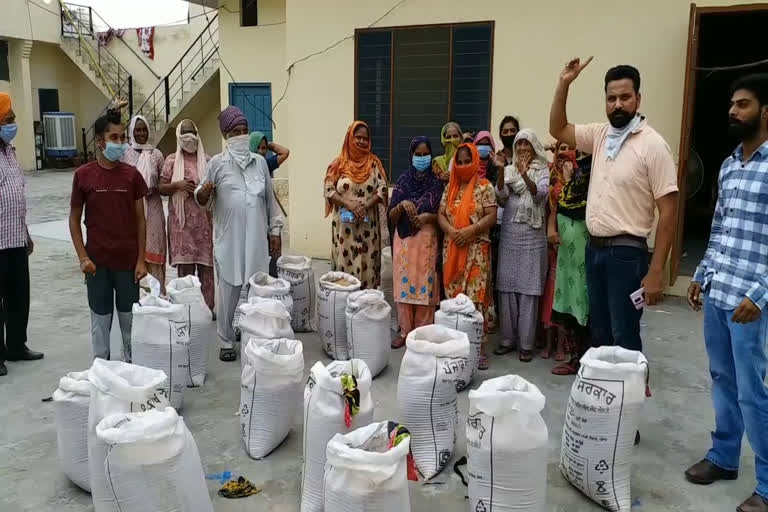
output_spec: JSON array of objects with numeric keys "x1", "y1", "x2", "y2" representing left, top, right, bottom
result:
[{"x1": 69, "y1": 110, "x2": 148, "y2": 361}]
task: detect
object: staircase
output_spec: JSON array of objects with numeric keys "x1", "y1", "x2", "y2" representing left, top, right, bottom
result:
[
  {"x1": 57, "y1": 2, "x2": 220, "y2": 159},
  {"x1": 135, "y1": 14, "x2": 220, "y2": 143}
]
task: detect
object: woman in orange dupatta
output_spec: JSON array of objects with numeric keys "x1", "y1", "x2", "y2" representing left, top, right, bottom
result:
[
  {"x1": 324, "y1": 121, "x2": 388, "y2": 289},
  {"x1": 438, "y1": 143, "x2": 497, "y2": 369}
]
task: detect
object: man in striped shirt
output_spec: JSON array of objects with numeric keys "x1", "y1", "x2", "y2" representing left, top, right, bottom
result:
[
  {"x1": 0, "y1": 92, "x2": 44, "y2": 377},
  {"x1": 685, "y1": 74, "x2": 768, "y2": 512}
]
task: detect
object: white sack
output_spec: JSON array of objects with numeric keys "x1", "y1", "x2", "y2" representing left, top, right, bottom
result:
[
  {"x1": 247, "y1": 271, "x2": 294, "y2": 315},
  {"x1": 324, "y1": 421, "x2": 411, "y2": 512},
  {"x1": 240, "y1": 338, "x2": 304, "y2": 459},
  {"x1": 167, "y1": 276, "x2": 213, "y2": 387},
  {"x1": 87, "y1": 359, "x2": 169, "y2": 512},
  {"x1": 238, "y1": 297, "x2": 295, "y2": 346},
  {"x1": 435, "y1": 293, "x2": 484, "y2": 391},
  {"x1": 316, "y1": 272, "x2": 361, "y2": 359},
  {"x1": 380, "y1": 246, "x2": 399, "y2": 333},
  {"x1": 397, "y1": 324, "x2": 469, "y2": 479},
  {"x1": 345, "y1": 289, "x2": 391, "y2": 377},
  {"x1": 277, "y1": 255, "x2": 315, "y2": 332},
  {"x1": 467, "y1": 375, "x2": 548, "y2": 512},
  {"x1": 96, "y1": 408, "x2": 213, "y2": 512},
  {"x1": 301, "y1": 360, "x2": 374, "y2": 512},
  {"x1": 560, "y1": 347, "x2": 648, "y2": 512},
  {"x1": 131, "y1": 296, "x2": 190, "y2": 409},
  {"x1": 52, "y1": 370, "x2": 91, "y2": 492}
]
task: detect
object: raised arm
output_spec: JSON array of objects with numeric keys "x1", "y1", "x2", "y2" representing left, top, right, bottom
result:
[
  {"x1": 270, "y1": 142, "x2": 290, "y2": 167},
  {"x1": 549, "y1": 57, "x2": 593, "y2": 148}
]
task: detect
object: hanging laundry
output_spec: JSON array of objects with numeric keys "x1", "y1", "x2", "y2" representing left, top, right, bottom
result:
[
  {"x1": 97, "y1": 28, "x2": 125, "y2": 47},
  {"x1": 136, "y1": 27, "x2": 155, "y2": 60}
]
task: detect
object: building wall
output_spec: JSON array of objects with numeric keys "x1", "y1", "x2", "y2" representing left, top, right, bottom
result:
[
  {"x1": 29, "y1": 42, "x2": 109, "y2": 154},
  {"x1": 0, "y1": 0, "x2": 61, "y2": 44}
]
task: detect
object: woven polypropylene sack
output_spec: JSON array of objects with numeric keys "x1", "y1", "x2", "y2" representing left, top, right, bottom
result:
[
  {"x1": 380, "y1": 246, "x2": 398, "y2": 333},
  {"x1": 434, "y1": 293, "x2": 484, "y2": 391},
  {"x1": 324, "y1": 421, "x2": 411, "y2": 512},
  {"x1": 560, "y1": 347, "x2": 648, "y2": 511},
  {"x1": 301, "y1": 360, "x2": 374, "y2": 512},
  {"x1": 240, "y1": 338, "x2": 304, "y2": 459},
  {"x1": 316, "y1": 272, "x2": 361, "y2": 359},
  {"x1": 167, "y1": 276, "x2": 213, "y2": 387},
  {"x1": 467, "y1": 375, "x2": 548, "y2": 512},
  {"x1": 277, "y1": 255, "x2": 315, "y2": 332},
  {"x1": 345, "y1": 289, "x2": 391, "y2": 377},
  {"x1": 131, "y1": 296, "x2": 190, "y2": 409},
  {"x1": 96, "y1": 408, "x2": 213, "y2": 512},
  {"x1": 52, "y1": 370, "x2": 91, "y2": 492},
  {"x1": 247, "y1": 271, "x2": 294, "y2": 315},
  {"x1": 396, "y1": 324, "x2": 469, "y2": 479},
  {"x1": 239, "y1": 297, "x2": 295, "y2": 343},
  {"x1": 87, "y1": 359, "x2": 169, "y2": 512}
]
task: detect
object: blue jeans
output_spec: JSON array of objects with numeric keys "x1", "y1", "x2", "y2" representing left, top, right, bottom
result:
[
  {"x1": 585, "y1": 244, "x2": 648, "y2": 351},
  {"x1": 703, "y1": 297, "x2": 768, "y2": 499}
]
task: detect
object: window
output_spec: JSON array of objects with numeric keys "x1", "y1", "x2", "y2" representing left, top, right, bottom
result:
[
  {"x1": 356, "y1": 22, "x2": 493, "y2": 179},
  {"x1": 0, "y1": 41, "x2": 9, "y2": 82},
  {"x1": 241, "y1": 0, "x2": 258, "y2": 27}
]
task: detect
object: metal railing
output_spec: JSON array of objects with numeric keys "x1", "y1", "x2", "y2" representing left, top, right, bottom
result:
[{"x1": 135, "y1": 13, "x2": 220, "y2": 136}]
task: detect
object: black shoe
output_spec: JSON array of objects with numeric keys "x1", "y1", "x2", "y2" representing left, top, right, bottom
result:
[
  {"x1": 0, "y1": 362, "x2": 7, "y2": 376},
  {"x1": 5, "y1": 346, "x2": 44, "y2": 361},
  {"x1": 635, "y1": 431, "x2": 640, "y2": 446},
  {"x1": 737, "y1": 493, "x2": 768, "y2": 512},
  {"x1": 685, "y1": 459, "x2": 739, "y2": 485}
]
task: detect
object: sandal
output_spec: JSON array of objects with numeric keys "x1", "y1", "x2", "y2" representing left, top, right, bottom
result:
[
  {"x1": 391, "y1": 337, "x2": 406, "y2": 349},
  {"x1": 519, "y1": 350, "x2": 533, "y2": 363},
  {"x1": 478, "y1": 354, "x2": 490, "y2": 370},
  {"x1": 493, "y1": 346, "x2": 514, "y2": 356},
  {"x1": 551, "y1": 360, "x2": 579, "y2": 376},
  {"x1": 219, "y1": 348, "x2": 237, "y2": 362}
]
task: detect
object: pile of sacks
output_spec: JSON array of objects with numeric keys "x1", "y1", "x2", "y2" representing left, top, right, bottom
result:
[{"x1": 53, "y1": 358, "x2": 213, "y2": 512}]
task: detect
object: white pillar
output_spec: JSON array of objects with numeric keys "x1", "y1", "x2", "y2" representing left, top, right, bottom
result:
[{"x1": 9, "y1": 39, "x2": 35, "y2": 171}]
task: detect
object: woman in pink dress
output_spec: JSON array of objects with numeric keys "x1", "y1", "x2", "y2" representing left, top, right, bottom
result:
[
  {"x1": 159, "y1": 120, "x2": 214, "y2": 313},
  {"x1": 122, "y1": 115, "x2": 167, "y2": 293}
]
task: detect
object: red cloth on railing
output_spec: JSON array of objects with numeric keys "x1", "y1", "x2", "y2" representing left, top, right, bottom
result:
[{"x1": 136, "y1": 27, "x2": 155, "y2": 60}]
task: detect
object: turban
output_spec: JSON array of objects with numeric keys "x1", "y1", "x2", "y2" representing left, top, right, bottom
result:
[
  {"x1": 0, "y1": 93, "x2": 11, "y2": 123},
  {"x1": 218, "y1": 106, "x2": 247, "y2": 134}
]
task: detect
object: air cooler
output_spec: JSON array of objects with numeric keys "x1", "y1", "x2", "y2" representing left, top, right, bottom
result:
[{"x1": 43, "y1": 112, "x2": 78, "y2": 158}]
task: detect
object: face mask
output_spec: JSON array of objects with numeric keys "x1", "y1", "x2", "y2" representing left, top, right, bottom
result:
[
  {"x1": 179, "y1": 133, "x2": 199, "y2": 154},
  {"x1": 412, "y1": 155, "x2": 431, "y2": 171},
  {"x1": 103, "y1": 142, "x2": 127, "y2": 162},
  {"x1": 0, "y1": 123, "x2": 18, "y2": 144},
  {"x1": 476, "y1": 145, "x2": 492, "y2": 158},
  {"x1": 227, "y1": 134, "x2": 252, "y2": 167},
  {"x1": 444, "y1": 136, "x2": 461, "y2": 149},
  {"x1": 501, "y1": 135, "x2": 516, "y2": 148}
]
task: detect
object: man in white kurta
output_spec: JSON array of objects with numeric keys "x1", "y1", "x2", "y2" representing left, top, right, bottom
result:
[{"x1": 195, "y1": 106, "x2": 283, "y2": 361}]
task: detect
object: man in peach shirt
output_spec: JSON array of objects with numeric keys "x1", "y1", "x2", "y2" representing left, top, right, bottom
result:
[{"x1": 549, "y1": 58, "x2": 679, "y2": 352}]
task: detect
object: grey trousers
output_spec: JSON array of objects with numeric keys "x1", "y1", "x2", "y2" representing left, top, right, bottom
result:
[
  {"x1": 217, "y1": 279, "x2": 244, "y2": 349},
  {"x1": 86, "y1": 267, "x2": 139, "y2": 361},
  {"x1": 498, "y1": 292, "x2": 539, "y2": 351}
]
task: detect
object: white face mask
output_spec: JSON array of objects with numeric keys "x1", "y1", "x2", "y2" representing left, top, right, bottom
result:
[
  {"x1": 179, "y1": 133, "x2": 199, "y2": 154},
  {"x1": 227, "y1": 134, "x2": 252, "y2": 168}
]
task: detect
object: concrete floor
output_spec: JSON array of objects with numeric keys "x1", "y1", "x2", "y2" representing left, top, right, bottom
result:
[{"x1": 0, "y1": 170, "x2": 760, "y2": 512}]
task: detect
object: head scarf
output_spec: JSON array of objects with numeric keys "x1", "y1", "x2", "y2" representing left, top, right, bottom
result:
[
  {"x1": 388, "y1": 136, "x2": 443, "y2": 239},
  {"x1": 0, "y1": 93, "x2": 11, "y2": 123},
  {"x1": 473, "y1": 131, "x2": 497, "y2": 179},
  {"x1": 324, "y1": 120, "x2": 385, "y2": 217},
  {"x1": 127, "y1": 115, "x2": 155, "y2": 190},
  {"x1": 218, "y1": 106, "x2": 247, "y2": 134},
  {"x1": 548, "y1": 147, "x2": 578, "y2": 209},
  {"x1": 433, "y1": 122, "x2": 462, "y2": 177},
  {"x1": 443, "y1": 143, "x2": 480, "y2": 287},
  {"x1": 171, "y1": 119, "x2": 207, "y2": 229},
  {"x1": 249, "y1": 131, "x2": 267, "y2": 153}
]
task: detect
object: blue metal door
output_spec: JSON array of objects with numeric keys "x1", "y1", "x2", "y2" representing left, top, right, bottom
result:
[{"x1": 229, "y1": 83, "x2": 273, "y2": 141}]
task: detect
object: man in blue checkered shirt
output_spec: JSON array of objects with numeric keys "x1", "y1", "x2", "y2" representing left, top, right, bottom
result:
[{"x1": 684, "y1": 74, "x2": 768, "y2": 512}]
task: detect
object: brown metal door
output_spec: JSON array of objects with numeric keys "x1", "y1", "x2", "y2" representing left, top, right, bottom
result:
[{"x1": 670, "y1": 3, "x2": 700, "y2": 285}]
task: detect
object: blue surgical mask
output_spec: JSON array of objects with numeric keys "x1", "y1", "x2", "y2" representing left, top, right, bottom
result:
[
  {"x1": 103, "y1": 142, "x2": 127, "y2": 162},
  {"x1": 477, "y1": 145, "x2": 492, "y2": 158},
  {"x1": 412, "y1": 154, "x2": 431, "y2": 171},
  {"x1": 0, "y1": 123, "x2": 18, "y2": 144}
]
